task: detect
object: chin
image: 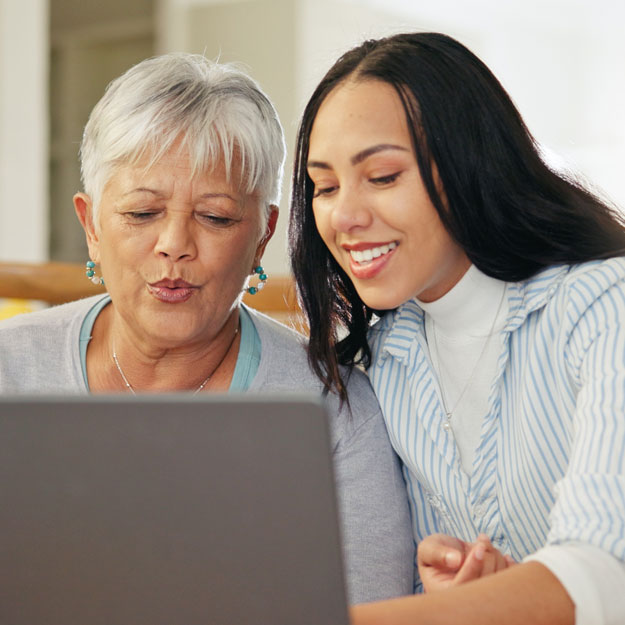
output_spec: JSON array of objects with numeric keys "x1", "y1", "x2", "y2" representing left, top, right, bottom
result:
[
  {"x1": 354, "y1": 287, "x2": 408, "y2": 313},
  {"x1": 144, "y1": 317, "x2": 198, "y2": 344}
]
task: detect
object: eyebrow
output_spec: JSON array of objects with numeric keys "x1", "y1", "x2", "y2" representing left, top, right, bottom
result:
[
  {"x1": 121, "y1": 188, "x2": 166, "y2": 199},
  {"x1": 307, "y1": 143, "x2": 410, "y2": 170},
  {"x1": 122, "y1": 188, "x2": 236, "y2": 201},
  {"x1": 198, "y1": 193, "x2": 236, "y2": 202}
]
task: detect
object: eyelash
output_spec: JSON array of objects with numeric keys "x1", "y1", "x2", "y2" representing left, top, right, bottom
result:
[
  {"x1": 127, "y1": 211, "x2": 158, "y2": 220},
  {"x1": 125, "y1": 211, "x2": 234, "y2": 227},
  {"x1": 313, "y1": 185, "x2": 338, "y2": 198},
  {"x1": 312, "y1": 172, "x2": 401, "y2": 198},
  {"x1": 370, "y1": 172, "x2": 400, "y2": 185},
  {"x1": 198, "y1": 214, "x2": 234, "y2": 227}
]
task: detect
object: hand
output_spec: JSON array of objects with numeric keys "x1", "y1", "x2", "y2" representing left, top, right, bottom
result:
[{"x1": 418, "y1": 533, "x2": 516, "y2": 593}]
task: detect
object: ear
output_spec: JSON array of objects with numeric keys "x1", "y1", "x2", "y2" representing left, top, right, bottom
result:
[
  {"x1": 253, "y1": 205, "x2": 279, "y2": 267},
  {"x1": 73, "y1": 192, "x2": 101, "y2": 263}
]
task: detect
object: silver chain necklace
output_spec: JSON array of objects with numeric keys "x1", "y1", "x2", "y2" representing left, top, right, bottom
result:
[
  {"x1": 112, "y1": 326, "x2": 239, "y2": 395},
  {"x1": 429, "y1": 290, "x2": 505, "y2": 432}
]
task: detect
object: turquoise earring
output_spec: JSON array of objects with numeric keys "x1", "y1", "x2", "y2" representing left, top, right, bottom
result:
[
  {"x1": 85, "y1": 260, "x2": 105, "y2": 286},
  {"x1": 246, "y1": 266, "x2": 267, "y2": 295}
]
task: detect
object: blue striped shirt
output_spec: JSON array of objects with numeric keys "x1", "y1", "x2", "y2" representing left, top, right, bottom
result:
[{"x1": 368, "y1": 258, "x2": 625, "y2": 590}]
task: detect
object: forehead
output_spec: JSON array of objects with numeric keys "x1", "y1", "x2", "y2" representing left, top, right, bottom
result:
[
  {"x1": 309, "y1": 79, "x2": 412, "y2": 156},
  {"x1": 104, "y1": 145, "x2": 245, "y2": 196}
]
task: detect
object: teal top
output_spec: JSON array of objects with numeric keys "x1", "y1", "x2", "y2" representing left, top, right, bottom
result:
[{"x1": 79, "y1": 295, "x2": 261, "y2": 391}]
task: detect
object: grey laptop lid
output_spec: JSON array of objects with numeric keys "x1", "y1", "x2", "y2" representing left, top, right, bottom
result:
[{"x1": 0, "y1": 394, "x2": 349, "y2": 625}]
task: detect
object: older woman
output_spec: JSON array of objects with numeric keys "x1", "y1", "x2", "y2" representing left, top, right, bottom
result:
[{"x1": 0, "y1": 53, "x2": 414, "y2": 604}]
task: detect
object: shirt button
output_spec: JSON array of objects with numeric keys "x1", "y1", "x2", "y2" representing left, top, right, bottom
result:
[
  {"x1": 474, "y1": 504, "x2": 485, "y2": 517},
  {"x1": 426, "y1": 493, "x2": 442, "y2": 510}
]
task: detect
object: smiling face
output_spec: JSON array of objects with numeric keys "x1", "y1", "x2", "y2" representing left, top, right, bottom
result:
[
  {"x1": 74, "y1": 144, "x2": 276, "y2": 349},
  {"x1": 308, "y1": 79, "x2": 470, "y2": 309}
]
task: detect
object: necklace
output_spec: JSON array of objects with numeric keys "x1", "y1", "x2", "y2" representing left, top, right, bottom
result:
[
  {"x1": 112, "y1": 325, "x2": 239, "y2": 395},
  {"x1": 429, "y1": 289, "x2": 505, "y2": 433}
]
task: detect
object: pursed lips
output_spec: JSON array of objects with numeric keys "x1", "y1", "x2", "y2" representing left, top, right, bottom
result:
[
  {"x1": 150, "y1": 278, "x2": 196, "y2": 289},
  {"x1": 147, "y1": 278, "x2": 199, "y2": 303}
]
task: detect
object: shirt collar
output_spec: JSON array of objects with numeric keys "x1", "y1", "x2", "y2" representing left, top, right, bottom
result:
[
  {"x1": 374, "y1": 264, "x2": 571, "y2": 363},
  {"x1": 370, "y1": 298, "x2": 424, "y2": 366},
  {"x1": 504, "y1": 264, "x2": 570, "y2": 332}
]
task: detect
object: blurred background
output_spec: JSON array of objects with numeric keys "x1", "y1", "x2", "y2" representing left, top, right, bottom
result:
[{"x1": 1, "y1": 0, "x2": 624, "y2": 278}]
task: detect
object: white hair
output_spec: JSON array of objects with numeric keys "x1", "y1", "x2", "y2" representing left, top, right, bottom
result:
[{"x1": 79, "y1": 53, "x2": 286, "y2": 226}]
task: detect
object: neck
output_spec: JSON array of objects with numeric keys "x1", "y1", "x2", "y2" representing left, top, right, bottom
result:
[
  {"x1": 418, "y1": 264, "x2": 506, "y2": 338},
  {"x1": 87, "y1": 303, "x2": 241, "y2": 393}
]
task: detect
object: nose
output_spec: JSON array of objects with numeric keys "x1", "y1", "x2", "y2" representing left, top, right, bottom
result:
[
  {"x1": 329, "y1": 188, "x2": 373, "y2": 233},
  {"x1": 154, "y1": 214, "x2": 197, "y2": 261}
]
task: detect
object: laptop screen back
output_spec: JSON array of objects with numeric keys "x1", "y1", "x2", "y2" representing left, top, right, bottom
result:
[{"x1": 0, "y1": 394, "x2": 349, "y2": 625}]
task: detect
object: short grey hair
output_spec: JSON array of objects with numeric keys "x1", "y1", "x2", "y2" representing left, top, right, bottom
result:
[{"x1": 79, "y1": 53, "x2": 286, "y2": 223}]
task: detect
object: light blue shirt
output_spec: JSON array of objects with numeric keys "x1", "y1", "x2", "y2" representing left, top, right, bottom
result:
[
  {"x1": 79, "y1": 296, "x2": 260, "y2": 391},
  {"x1": 368, "y1": 258, "x2": 625, "y2": 593}
]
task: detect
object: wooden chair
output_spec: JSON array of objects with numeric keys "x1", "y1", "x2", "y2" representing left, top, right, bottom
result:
[{"x1": 0, "y1": 261, "x2": 304, "y2": 330}]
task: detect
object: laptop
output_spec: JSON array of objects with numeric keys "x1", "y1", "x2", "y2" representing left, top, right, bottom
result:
[{"x1": 0, "y1": 394, "x2": 349, "y2": 625}]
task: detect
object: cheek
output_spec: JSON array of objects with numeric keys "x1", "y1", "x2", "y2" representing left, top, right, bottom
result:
[
  {"x1": 312, "y1": 206, "x2": 334, "y2": 248},
  {"x1": 219, "y1": 230, "x2": 261, "y2": 272},
  {"x1": 102, "y1": 237, "x2": 142, "y2": 264}
]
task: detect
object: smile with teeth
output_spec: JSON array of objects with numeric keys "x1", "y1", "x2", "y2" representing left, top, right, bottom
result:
[{"x1": 349, "y1": 242, "x2": 398, "y2": 264}]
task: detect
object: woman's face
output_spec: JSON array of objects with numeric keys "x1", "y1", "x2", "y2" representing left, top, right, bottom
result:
[
  {"x1": 308, "y1": 79, "x2": 469, "y2": 309},
  {"x1": 75, "y1": 145, "x2": 276, "y2": 348}
]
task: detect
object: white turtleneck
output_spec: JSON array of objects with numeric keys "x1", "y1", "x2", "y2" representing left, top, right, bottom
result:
[{"x1": 418, "y1": 264, "x2": 507, "y2": 475}]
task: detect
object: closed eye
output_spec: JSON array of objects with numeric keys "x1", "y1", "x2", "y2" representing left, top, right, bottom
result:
[
  {"x1": 312, "y1": 185, "x2": 338, "y2": 198},
  {"x1": 126, "y1": 210, "x2": 159, "y2": 221},
  {"x1": 197, "y1": 213, "x2": 236, "y2": 227},
  {"x1": 370, "y1": 172, "x2": 401, "y2": 185}
]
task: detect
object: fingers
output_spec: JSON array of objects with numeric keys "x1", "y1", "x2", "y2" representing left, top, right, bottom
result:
[
  {"x1": 417, "y1": 532, "x2": 519, "y2": 594},
  {"x1": 454, "y1": 534, "x2": 516, "y2": 585},
  {"x1": 417, "y1": 533, "x2": 470, "y2": 573},
  {"x1": 417, "y1": 533, "x2": 473, "y2": 593},
  {"x1": 504, "y1": 554, "x2": 518, "y2": 567},
  {"x1": 454, "y1": 536, "x2": 489, "y2": 584}
]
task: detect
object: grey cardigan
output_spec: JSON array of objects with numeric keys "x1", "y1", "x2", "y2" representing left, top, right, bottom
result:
[{"x1": 0, "y1": 296, "x2": 414, "y2": 603}]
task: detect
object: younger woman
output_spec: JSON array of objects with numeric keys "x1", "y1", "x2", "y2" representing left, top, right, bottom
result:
[{"x1": 289, "y1": 32, "x2": 625, "y2": 624}]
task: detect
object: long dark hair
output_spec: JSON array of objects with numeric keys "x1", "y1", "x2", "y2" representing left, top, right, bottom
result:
[{"x1": 289, "y1": 32, "x2": 625, "y2": 401}]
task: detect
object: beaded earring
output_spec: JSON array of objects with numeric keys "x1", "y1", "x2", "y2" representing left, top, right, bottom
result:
[
  {"x1": 246, "y1": 266, "x2": 267, "y2": 295},
  {"x1": 85, "y1": 260, "x2": 105, "y2": 286}
]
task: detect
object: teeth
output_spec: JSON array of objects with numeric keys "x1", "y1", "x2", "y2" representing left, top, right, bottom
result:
[{"x1": 350, "y1": 241, "x2": 397, "y2": 264}]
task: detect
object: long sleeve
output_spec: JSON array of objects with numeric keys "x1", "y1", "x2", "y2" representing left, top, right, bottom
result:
[
  {"x1": 527, "y1": 544, "x2": 625, "y2": 625},
  {"x1": 332, "y1": 402, "x2": 415, "y2": 603}
]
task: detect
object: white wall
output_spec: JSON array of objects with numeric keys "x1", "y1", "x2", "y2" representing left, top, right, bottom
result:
[
  {"x1": 0, "y1": 0, "x2": 49, "y2": 262},
  {"x1": 1, "y1": 0, "x2": 623, "y2": 267},
  {"x1": 313, "y1": 0, "x2": 625, "y2": 207}
]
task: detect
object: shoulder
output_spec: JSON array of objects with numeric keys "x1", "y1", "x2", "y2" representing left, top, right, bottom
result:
[
  {"x1": 244, "y1": 304, "x2": 308, "y2": 352},
  {"x1": 246, "y1": 306, "x2": 383, "y2": 443},
  {"x1": 245, "y1": 305, "x2": 317, "y2": 391},
  {"x1": 536, "y1": 258, "x2": 625, "y2": 323},
  {"x1": 507, "y1": 258, "x2": 625, "y2": 325},
  {"x1": 0, "y1": 295, "x2": 104, "y2": 393},
  {"x1": 244, "y1": 305, "x2": 313, "y2": 382},
  {"x1": 560, "y1": 257, "x2": 625, "y2": 301},
  {"x1": 524, "y1": 259, "x2": 625, "y2": 373},
  {"x1": 0, "y1": 295, "x2": 104, "y2": 336}
]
